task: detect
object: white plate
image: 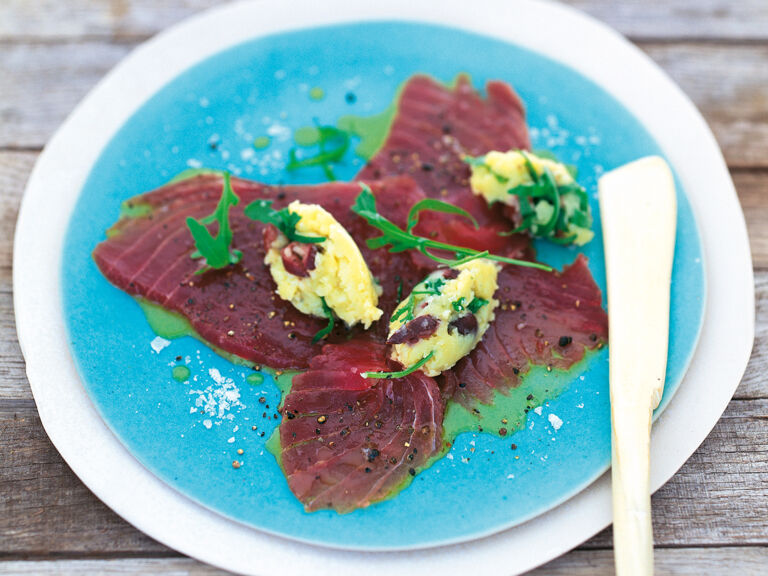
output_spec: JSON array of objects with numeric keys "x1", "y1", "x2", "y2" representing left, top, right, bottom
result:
[{"x1": 13, "y1": 0, "x2": 754, "y2": 574}]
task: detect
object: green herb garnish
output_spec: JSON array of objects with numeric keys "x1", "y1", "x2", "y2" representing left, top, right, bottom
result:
[
  {"x1": 362, "y1": 352, "x2": 435, "y2": 379},
  {"x1": 467, "y1": 297, "x2": 489, "y2": 313},
  {"x1": 244, "y1": 199, "x2": 325, "y2": 244},
  {"x1": 186, "y1": 172, "x2": 242, "y2": 274},
  {"x1": 413, "y1": 277, "x2": 444, "y2": 296},
  {"x1": 406, "y1": 199, "x2": 478, "y2": 233},
  {"x1": 466, "y1": 150, "x2": 593, "y2": 246},
  {"x1": 352, "y1": 184, "x2": 552, "y2": 271},
  {"x1": 287, "y1": 122, "x2": 350, "y2": 181},
  {"x1": 391, "y1": 274, "x2": 445, "y2": 324},
  {"x1": 312, "y1": 297, "x2": 335, "y2": 344},
  {"x1": 452, "y1": 297, "x2": 466, "y2": 312},
  {"x1": 391, "y1": 293, "x2": 416, "y2": 323}
]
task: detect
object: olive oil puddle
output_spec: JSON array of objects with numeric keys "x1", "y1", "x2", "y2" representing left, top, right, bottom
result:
[{"x1": 442, "y1": 362, "x2": 581, "y2": 440}]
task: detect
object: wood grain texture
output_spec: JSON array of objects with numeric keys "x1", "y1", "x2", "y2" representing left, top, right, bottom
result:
[
  {"x1": 0, "y1": 152, "x2": 35, "y2": 401},
  {"x1": 0, "y1": 0, "x2": 767, "y2": 41},
  {"x1": 0, "y1": 42, "x2": 131, "y2": 149},
  {"x1": 1, "y1": 41, "x2": 767, "y2": 166},
  {"x1": 641, "y1": 44, "x2": 768, "y2": 169},
  {"x1": 0, "y1": 1, "x2": 766, "y2": 573},
  {"x1": 737, "y1": 170, "x2": 768, "y2": 269},
  {"x1": 0, "y1": 402, "x2": 171, "y2": 555},
  {"x1": 0, "y1": 547, "x2": 766, "y2": 575}
]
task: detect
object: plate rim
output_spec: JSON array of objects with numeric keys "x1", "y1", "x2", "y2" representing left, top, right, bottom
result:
[{"x1": 13, "y1": 0, "x2": 754, "y2": 574}]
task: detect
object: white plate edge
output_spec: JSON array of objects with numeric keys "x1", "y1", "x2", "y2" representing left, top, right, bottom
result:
[{"x1": 12, "y1": 0, "x2": 754, "y2": 574}]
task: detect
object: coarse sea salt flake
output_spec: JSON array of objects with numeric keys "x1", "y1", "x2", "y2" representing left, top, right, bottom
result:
[
  {"x1": 534, "y1": 406, "x2": 543, "y2": 416},
  {"x1": 150, "y1": 336, "x2": 171, "y2": 353},
  {"x1": 203, "y1": 419, "x2": 212, "y2": 429},
  {"x1": 548, "y1": 414, "x2": 563, "y2": 431}
]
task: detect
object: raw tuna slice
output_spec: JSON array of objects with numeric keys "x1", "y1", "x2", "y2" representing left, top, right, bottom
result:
[
  {"x1": 441, "y1": 255, "x2": 608, "y2": 406},
  {"x1": 357, "y1": 74, "x2": 530, "y2": 225},
  {"x1": 93, "y1": 174, "x2": 430, "y2": 370},
  {"x1": 279, "y1": 341, "x2": 444, "y2": 513}
]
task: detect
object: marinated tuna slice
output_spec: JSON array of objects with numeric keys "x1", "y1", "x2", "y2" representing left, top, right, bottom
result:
[
  {"x1": 93, "y1": 174, "x2": 428, "y2": 370},
  {"x1": 279, "y1": 342, "x2": 445, "y2": 513},
  {"x1": 357, "y1": 74, "x2": 530, "y2": 227},
  {"x1": 442, "y1": 255, "x2": 608, "y2": 406}
]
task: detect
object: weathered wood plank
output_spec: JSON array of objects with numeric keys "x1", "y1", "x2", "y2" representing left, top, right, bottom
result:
[
  {"x1": 567, "y1": 0, "x2": 768, "y2": 41},
  {"x1": 641, "y1": 44, "x2": 768, "y2": 169},
  {"x1": 1, "y1": 399, "x2": 764, "y2": 555},
  {"x1": 0, "y1": 152, "x2": 35, "y2": 401},
  {"x1": 533, "y1": 547, "x2": 768, "y2": 575},
  {"x1": 738, "y1": 272, "x2": 768, "y2": 400},
  {"x1": 0, "y1": 0, "x2": 767, "y2": 42},
  {"x1": 1, "y1": 42, "x2": 767, "y2": 167},
  {"x1": 0, "y1": 0, "x2": 219, "y2": 41},
  {"x1": 0, "y1": 402, "x2": 171, "y2": 555},
  {"x1": 737, "y1": 170, "x2": 768, "y2": 269},
  {"x1": 0, "y1": 546, "x2": 766, "y2": 575},
  {"x1": 0, "y1": 152, "x2": 35, "y2": 274},
  {"x1": 0, "y1": 42, "x2": 131, "y2": 149}
]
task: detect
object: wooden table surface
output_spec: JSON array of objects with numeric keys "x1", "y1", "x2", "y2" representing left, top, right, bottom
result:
[{"x1": 1, "y1": 1, "x2": 766, "y2": 574}]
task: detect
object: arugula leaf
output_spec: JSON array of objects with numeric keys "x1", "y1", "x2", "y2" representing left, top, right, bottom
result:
[
  {"x1": 406, "y1": 198, "x2": 478, "y2": 233},
  {"x1": 243, "y1": 199, "x2": 325, "y2": 244},
  {"x1": 186, "y1": 172, "x2": 243, "y2": 274},
  {"x1": 287, "y1": 123, "x2": 350, "y2": 181},
  {"x1": 362, "y1": 351, "x2": 435, "y2": 379},
  {"x1": 467, "y1": 297, "x2": 489, "y2": 313},
  {"x1": 312, "y1": 297, "x2": 335, "y2": 344},
  {"x1": 352, "y1": 184, "x2": 552, "y2": 272}
]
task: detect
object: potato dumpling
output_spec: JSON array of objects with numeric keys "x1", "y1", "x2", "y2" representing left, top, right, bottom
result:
[
  {"x1": 388, "y1": 260, "x2": 499, "y2": 376},
  {"x1": 264, "y1": 201, "x2": 383, "y2": 329},
  {"x1": 469, "y1": 150, "x2": 594, "y2": 246}
]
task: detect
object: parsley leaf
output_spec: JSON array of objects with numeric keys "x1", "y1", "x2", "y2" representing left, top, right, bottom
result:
[
  {"x1": 312, "y1": 297, "x2": 335, "y2": 344},
  {"x1": 391, "y1": 293, "x2": 416, "y2": 323},
  {"x1": 186, "y1": 172, "x2": 243, "y2": 274},
  {"x1": 352, "y1": 184, "x2": 552, "y2": 272},
  {"x1": 467, "y1": 297, "x2": 489, "y2": 313},
  {"x1": 243, "y1": 199, "x2": 325, "y2": 244},
  {"x1": 412, "y1": 277, "x2": 444, "y2": 297},
  {"x1": 362, "y1": 351, "x2": 434, "y2": 379},
  {"x1": 452, "y1": 297, "x2": 466, "y2": 312}
]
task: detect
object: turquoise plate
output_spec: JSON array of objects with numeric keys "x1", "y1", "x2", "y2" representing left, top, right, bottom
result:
[{"x1": 61, "y1": 21, "x2": 704, "y2": 550}]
